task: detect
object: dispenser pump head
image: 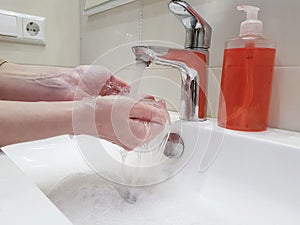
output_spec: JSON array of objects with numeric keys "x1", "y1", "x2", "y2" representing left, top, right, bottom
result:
[{"x1": 237, "y1": 5, "x2": 263, "y2": 37}]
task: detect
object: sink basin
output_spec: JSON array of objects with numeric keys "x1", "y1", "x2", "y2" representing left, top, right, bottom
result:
[{"x1": 2, "y1": 117, "x2": 300, "y2": 225}]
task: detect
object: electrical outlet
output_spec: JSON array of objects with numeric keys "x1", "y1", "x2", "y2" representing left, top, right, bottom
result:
[
  {"x1": 26, "y1": 21, "x2": 40, "y2": 36},
  {"x1": 22, "y1": 16, "x2": 45, "y2": 43},
  {"x1": 0, "y1": 9, "x2": 46, "y2": 45}
]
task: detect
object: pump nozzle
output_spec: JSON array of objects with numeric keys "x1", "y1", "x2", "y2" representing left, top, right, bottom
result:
[{"x1": 237, "y1": 5, "x2": 263, "y2": 37}]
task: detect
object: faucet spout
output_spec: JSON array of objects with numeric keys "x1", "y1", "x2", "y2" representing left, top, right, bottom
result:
[
  {"x1": 132, "y1": 45, "x2": 208, "y2": 121},
  {"x1": 132, "y1": 46, "x2": 198, "y2": 77}
]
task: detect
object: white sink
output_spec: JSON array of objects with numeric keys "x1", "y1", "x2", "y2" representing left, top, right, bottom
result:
[{"x1": 2, "y1": 117, "x2": 300, "y2": 225}]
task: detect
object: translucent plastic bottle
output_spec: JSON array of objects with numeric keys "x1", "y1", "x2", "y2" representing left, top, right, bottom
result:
[{"x1": 218, "y1": 5, "x2": 276, "y2": 131}]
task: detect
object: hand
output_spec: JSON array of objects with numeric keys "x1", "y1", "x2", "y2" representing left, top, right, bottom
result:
[
  {"x1": 32, "y1": 65, "x2": 130, "y2": 101},
  {"x1": 73, "y1": 95, "x2": 170, "y2": 150},
  {"x1": 73, "y1": 65, "x2": 130, "y2": 99}
]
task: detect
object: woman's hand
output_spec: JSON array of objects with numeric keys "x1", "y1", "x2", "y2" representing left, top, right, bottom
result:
[
  {"x1": 71, "y1": 65, "x2": 130, "y2": 100},
  {"x1": 73, "y1": 95, "x2": 169, "y2": 150},
  {"x1": 36, "y1": 65, "x2": 130, "y2": 101}
]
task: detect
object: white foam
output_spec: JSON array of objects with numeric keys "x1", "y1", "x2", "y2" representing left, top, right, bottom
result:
[{"x1": 47, "y1": 173, "x2": 220, "y2": 225}]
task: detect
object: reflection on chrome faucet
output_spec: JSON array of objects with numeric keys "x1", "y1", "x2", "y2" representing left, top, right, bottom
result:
[
  {"x1": 132, "y1": 0, "x2": 212, "y2": 121},
  {"x1": 168, "y1": 0, "x2": 212, "y2": 50},
  {"x1": 132, "y1": 46, "x2": 208, "y2": 121}
]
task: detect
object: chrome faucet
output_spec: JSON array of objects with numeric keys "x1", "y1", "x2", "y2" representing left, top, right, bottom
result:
[
  {"x1": 132, "y1": 0, "x2": 212, "y2": 121},
  {"x1": 169, "y1": 0, "x2": 212, "y2": 50}
]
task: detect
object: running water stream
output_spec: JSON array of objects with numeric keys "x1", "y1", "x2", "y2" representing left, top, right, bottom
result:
[
  {"x1": 117, "y1": 60, "x2": 169, "y2": 194},
  {"x1": 129, "y1": 61, "x2": 147, "y2": 97}
]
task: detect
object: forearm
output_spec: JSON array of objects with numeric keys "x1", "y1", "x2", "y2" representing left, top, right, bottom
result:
[
  {"x1": 0, "y1": 62, "x2": 73, "y2": 78},
  {"x1": 0, "y1": 100, "x2": 74, "y2": 147},
  {"x1": 0, "y1": 62, "x2": 76, "y2": 101}
]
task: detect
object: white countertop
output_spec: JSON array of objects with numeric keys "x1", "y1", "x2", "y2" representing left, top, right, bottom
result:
[{"x1": 0, "y1": 150, "x2": 72, "y2": 225}]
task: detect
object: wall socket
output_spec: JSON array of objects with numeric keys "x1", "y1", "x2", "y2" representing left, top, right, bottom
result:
[
  {"x1": 22, "y1": 16, "x2": 45, "y2": 42},
  {"x1": 0, "y1": 9, "x2": 46, "y2": 45}
]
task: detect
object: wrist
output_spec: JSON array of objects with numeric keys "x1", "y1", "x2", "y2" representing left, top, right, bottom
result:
[{"x1": 71, "y1": 98, "x2": 98, "y2": 136}]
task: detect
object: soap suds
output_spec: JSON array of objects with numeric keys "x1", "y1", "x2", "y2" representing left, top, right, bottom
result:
[{"x1": 47, "y1": 173, "x2": 219, "y2": 225}]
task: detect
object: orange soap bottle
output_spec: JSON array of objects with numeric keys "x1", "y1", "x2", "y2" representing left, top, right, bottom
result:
[{"x1": 218, "y1": 5, "x2": 276, "y2": 131}]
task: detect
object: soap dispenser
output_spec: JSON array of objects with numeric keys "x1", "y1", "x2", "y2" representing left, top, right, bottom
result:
[{"x1": 218, "y1": 5, "x2": 276, "y2": 131}]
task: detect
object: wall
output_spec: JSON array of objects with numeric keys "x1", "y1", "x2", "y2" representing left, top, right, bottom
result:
[
  {"x1": 81, "y1": 0, "x2": 300, "y2": 132},
  {"x1": 0, "y1": 0, "x2": 80, "y2": 67}
]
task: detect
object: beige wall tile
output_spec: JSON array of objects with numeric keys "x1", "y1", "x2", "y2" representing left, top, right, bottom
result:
[
  {"x1": 0, "y1": 0, "x2": 80, "y2": 67},
  {"x1": 80, "y1": 0, "x2": 141, "y2": 64},
  {"x1": 142, "y1": 0, "x2": 184, "y2": 45},
  {"x1": 269, "y1": 67, "x2": 300, "y2": 132},
  {"x1": 116, "y1": 65, "x2": 181, "y2": 111}
]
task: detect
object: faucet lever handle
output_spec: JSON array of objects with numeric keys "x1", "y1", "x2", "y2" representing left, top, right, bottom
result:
[{"x1": 168, "y1": 0, "x2": 212, "y2": 49}]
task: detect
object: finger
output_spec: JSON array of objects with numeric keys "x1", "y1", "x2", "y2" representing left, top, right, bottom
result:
[
  {"x1": 139, "y1": 94, "x2": 155, "y2": 101},
  {"x1": 100, "y1": 85, "x2": 126, "y2": 96},
  {"x1": 126, "y1": 119, "x2": 165, "y2": 150},
  {"x1": 110, "y1": 75, "x2": 130, "y2": 88},
  {"x1": 129, "y1": 101, "x2": 169, "y2": 125},
  {"x1": 157, "y1": 100, "x2": 167, "y2": 110},
  {"x1": 112, "y1": 119, "x2": 150, "y2": 150},
  {"x1": 100, "y1": 76, "x2": 130, "y2": 96}
]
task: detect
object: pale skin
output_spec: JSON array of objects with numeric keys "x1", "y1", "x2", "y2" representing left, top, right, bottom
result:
[{"x1": 0, "y1": 62, "x2": 169, "y2": 150}]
